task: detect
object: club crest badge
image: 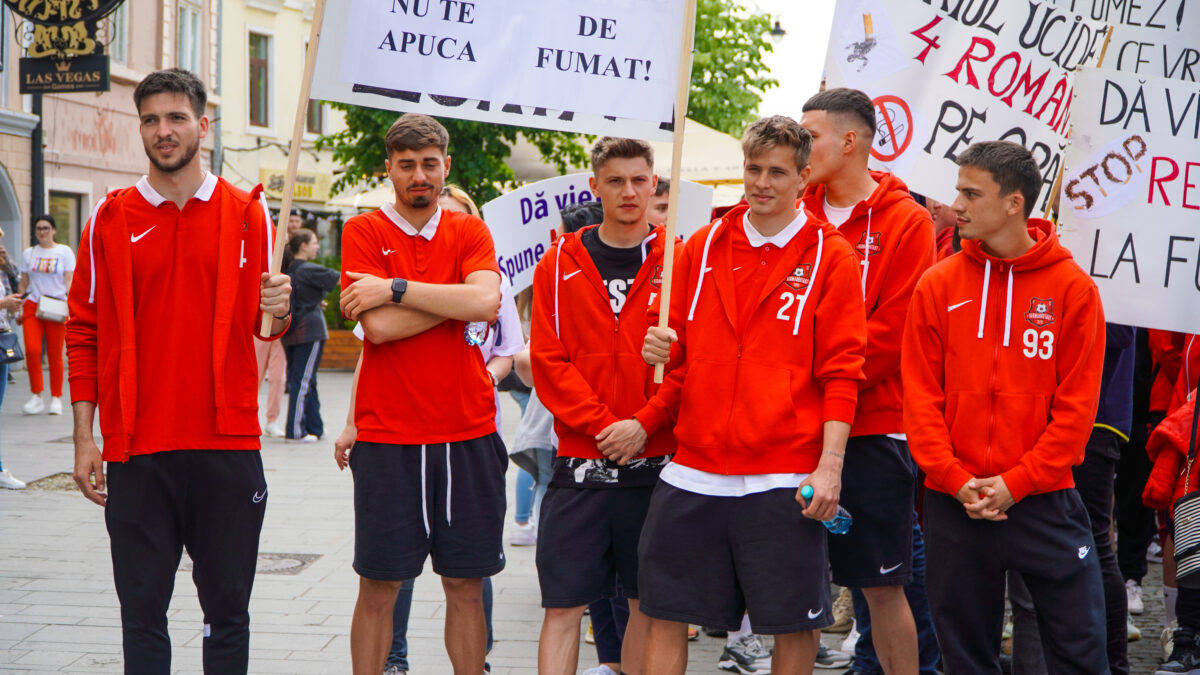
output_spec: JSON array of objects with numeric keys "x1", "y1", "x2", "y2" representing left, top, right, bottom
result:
[
  {"x1": 1024, "y1": 298, "x2": 1056, "y2": 328},
  {"x1": 784, "y1": 264, "x2": 813, "y2": 291},
  {"x1": 651, "y1": 264, "x2": 663, "y2": 288},
  {"x1": 855, "y1": 231, "x2": 882, "y2": 256}
]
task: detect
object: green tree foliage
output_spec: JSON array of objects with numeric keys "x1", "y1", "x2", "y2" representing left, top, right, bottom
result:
[
  {"x1": 317, "y1": 105, "x2": 588, "y2": 203},
  {"x1": 317, "y1": 0, "x2": 776, "y2": 199},
  {"x1": 690, "y1": 0, "x2": 778, "y2": 136}
]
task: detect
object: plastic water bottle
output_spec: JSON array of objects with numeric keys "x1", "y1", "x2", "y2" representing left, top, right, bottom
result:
[{"x1": 800, "y1": 485, "x2": 853, "y2": 535}]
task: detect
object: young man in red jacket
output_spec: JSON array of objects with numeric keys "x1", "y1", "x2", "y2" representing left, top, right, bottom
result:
[
  {"x1": 530, "y1": 137, "x2": 675, "y2": 675},
  {"x1": 902, "y1": 141, "x2": 1107, "y2": 673},
  {"x1": 641, "y1": 116, "x2": 867, "y2": 674},
  {"x1": 799, "y1": 87, "x2": 936, "y2": 675},
  {"x1": 334, "y1": 113, "x2": 503, "y2": 675},
  {"x1": 66, "y1": 69, "x2": 292, "y2": 674}
]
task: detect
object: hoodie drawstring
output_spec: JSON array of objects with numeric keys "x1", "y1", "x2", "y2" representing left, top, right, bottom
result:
[
  {"x1": 1002, "y1": 267, "x2": 1015, "y2": 347},
  {"x1": 860, "y1": 208, "x2": 872, "y2": 299},
  {"x1": 975, "y1": 260, "x2": 1016, "y2": 347},
  {"x1": 792, "y1": 228, "x2": 824, "y2": 336},
  {"x1": 977, "y1": 259, "x2": 991, "y2": 340},
  {"x1": 688, "y1": 222, "x2": 722, "y2": 321},
  {"x1": 420, "y1": 444, "x2": 430, "y2": 537}
]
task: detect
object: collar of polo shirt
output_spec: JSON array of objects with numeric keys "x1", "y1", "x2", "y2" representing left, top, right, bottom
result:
[
  {"x1": 382, "y1": 201, "x2": 441, "y2": 241},
  {"x1": 135, "y1": 171, "x2": 218, "y2": 207}
]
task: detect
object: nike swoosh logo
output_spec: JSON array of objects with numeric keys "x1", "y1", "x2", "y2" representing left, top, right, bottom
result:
[
  {"x1": 880, "y1": 563, "x2": 903, "y2": 575},
  {"x1": 382, "y1": 249, "x2": 396, "y2": 256},
  {"x1": 562, "y1": 270, "x2": 583, "y2": 281},
  {"x1": 807, "y1": 608, "x2": 824, "y2": 619},
  {"x1": 948, "y1": 300, "x2": 973, "y2": 312},
  {"x1": 733, "y1": 266, "x2": 743, "y2": 272},
  {"x1": 1078, "y1": 546, "x2": 1091, "y2": 559},
  {"x1": 130, "y1": 227, "x2": 156, "y2": 243},
  {"x1": 252, "y1": 489, "x2": 267, "y2": 504}
]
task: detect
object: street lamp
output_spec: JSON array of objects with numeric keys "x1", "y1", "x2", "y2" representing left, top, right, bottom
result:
[{"x1": 768, "y1": 19, "x2": 787, "y2": 44}]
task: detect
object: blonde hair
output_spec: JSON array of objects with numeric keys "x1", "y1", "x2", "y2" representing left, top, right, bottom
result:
[{"x1": 440, "y1": 184, "x2": 480, "y2": 217}]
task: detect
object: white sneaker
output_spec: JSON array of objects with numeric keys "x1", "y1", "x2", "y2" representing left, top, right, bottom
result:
[
  {"x1": 21, "y1": 394, "x2": 43, "y2": 415},
  {"x1": 1127, "y1": 578, "x2": 1145, "y2": 615},
  {"x1": 300, "y1": 434, "x2": 318, "y2": 443},
  {"x1": 0, "y1": 470, "x2": 25, "y2": 489},
  {"x1": 841, "y1": 619, "x2": 860, "y2": 654},
  {"x1": 510, "y1": 521, "x2": 537, "y2": 546},
  {"x1": 48, "y1": 396, "x2": 62, "y2": 415},
  {"x1": 582, "y1": 667, "x2": 618, "y2": 675},
  {"x1": 1127, "y1": 614, "x2": 1142, "y2": 642},
  {"x1": 263, "y1": 421, "x2": 285, "y2": 438}
]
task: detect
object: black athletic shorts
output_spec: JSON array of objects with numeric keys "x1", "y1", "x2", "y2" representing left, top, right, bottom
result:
[
  {"x1": 536, "y1": 484, "x2": 654, "y2": 607},
  {"x1": 350, "y1": 434, "x2": 508, "y2": 580},
  {"x1": 828, "y1": 435, "x2": 915, "y2": 587},
  {"x1": 638, "y1": 482, "x2": 832, "y2": 634}
]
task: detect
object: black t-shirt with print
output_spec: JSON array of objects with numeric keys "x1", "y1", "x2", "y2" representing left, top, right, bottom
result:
[{"x1": 581, "y1": 227, "x2": 644, "y2": 316}]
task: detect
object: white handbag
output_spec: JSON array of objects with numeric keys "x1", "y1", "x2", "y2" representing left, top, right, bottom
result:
[{"x1": 35, "y1": 295, "x2": 69, "y2": 323}]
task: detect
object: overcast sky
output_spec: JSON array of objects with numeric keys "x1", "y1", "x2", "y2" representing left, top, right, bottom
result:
[{"x1": 751, "y1": 0, "x2": 836, "y2": 119}]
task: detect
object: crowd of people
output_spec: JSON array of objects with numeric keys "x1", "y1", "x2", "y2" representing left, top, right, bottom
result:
[{"x1": 29, "y1": 64, "x2": 1198, "y2": 675}]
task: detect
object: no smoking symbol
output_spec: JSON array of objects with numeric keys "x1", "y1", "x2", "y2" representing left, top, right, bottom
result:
[{"x1": 872, "y1": 95, "x2": 913, "y2": 162}]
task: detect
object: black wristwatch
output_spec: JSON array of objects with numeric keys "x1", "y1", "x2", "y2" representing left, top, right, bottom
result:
[{"x1": 391, "y1": 277, "x2": 408, "y2": 304}]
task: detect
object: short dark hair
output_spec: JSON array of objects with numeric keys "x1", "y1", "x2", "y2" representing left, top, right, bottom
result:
[
  {"x1": 134, "y1": 68, "x2": 207, "y2": 117},
  {"x1": 590, "y1": 137, "x2": 654, "y2": 173},
  {"x1": 802, "y1": 87, "x2": 876, "y2": 137},
  {"x1": 560, "y1": 201, "x2": 604, "y2": 234},
  {"x1": 957, "y1": 141, "x2": 1042, "y2": 218},
  {"x1": 742, "y1": 116, "x2": 813, "y2": 170},
  {"x1": 654, "y1": 176, "x2": 671, "y2": 197},
  {"x1": 385, "y1": 114, "x2": 449, "y2": 157}
]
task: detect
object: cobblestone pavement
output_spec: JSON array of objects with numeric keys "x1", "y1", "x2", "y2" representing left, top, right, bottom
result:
[{"x1": 0, "y1": 369, "x2": 1171, "y2": 673}]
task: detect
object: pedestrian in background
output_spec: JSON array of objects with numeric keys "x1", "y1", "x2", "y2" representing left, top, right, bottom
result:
[
  {"x1": 19, "y1": 214, "x2": 74, "y2": 415},
  {"x1": 0, "y1": 226, "x2": 27, "y2": 488},
  {"x1": 281, "y1": 228, "x2": 339, "y2": 442}
]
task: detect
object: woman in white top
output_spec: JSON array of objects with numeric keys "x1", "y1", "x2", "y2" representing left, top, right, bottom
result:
[{"x1": 18, "y1": 214, "x2": 75, "y2": 415}]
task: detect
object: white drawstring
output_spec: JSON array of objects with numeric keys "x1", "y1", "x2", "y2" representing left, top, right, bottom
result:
[
  {"x1": 1002, "y1": 267, "x2": 1015, "y2": 348},
  {"x1": 977, "y1": 259, "x2": 991, "y2": 340},
  {"x1": 445, "y1": 443, "x2": 453, "y2": 527},
  {"x1": 792, "y1": 228, "x2": 824, "y2": 336},
  {"x1": 553, "y1": 242, "x2": 563, "y2": 337},
  {"x1": 86, "y1": 197, "x2": 106, "y2": 304},
  {"x1": 860, "y1": 208, "x2": 872, "y2": 299},
  {"x1": 688, "y1": 223, "x2": 722, "y2": 321},
  {"x1": 420, "y1": 444, "x2": 430, "y2": 537}
]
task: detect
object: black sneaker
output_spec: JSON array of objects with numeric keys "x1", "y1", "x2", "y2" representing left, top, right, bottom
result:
[
  {"x1": 718, "y1": 634, "x2": 772, "y2": 674},
  {"x1": 705, "y1": 625, "x2": 729, "y2": 638},
  {"x1": 1158, "y1": 626, "x2": 1200, "y2": 674}
]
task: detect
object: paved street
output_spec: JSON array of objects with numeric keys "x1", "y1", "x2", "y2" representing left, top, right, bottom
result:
[{"x1": 0, "y1": 368, "x2": 1170, "y2": 673}]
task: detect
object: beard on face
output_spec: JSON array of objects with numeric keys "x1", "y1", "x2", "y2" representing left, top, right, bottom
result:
[
  {"x1": 402, "y1": 182, "x2": 436, "y2": 209},
  {"x1": 147, "y1": 137, "x2": 200, "y2": 174}
]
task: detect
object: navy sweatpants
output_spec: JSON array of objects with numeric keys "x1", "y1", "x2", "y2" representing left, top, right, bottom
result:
[
  {"x1": 924, "y1": 488, "x2": 1109, "y2": 675},
  {"x1": 284, "y1": 340, "x2": 324, "y2": 439},
  {"x1": 105, "y1": 451, "x2": 267, "y2": 674}
]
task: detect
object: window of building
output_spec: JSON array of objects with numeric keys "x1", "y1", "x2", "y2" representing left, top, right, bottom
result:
[
  {"x1": 306, "y1": 99, "x2": 323, "y2": 134},
  {"x1": 177, "y1": 1, "x2": 201, "y2": 73},
  {"x1": 249, "y1": 33, "x2": 271, "y2": 128},
  {"x1": 106, "y1": 4, "x2": 128, "y2": 65},
  {"x1": 48, "y1": 192, "x2": 82, "y2": 247}
]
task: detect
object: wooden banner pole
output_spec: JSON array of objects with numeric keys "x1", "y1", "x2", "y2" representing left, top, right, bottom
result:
[
  {"x1": 261, "y1": 0, "x2": 328, "y2": 337},
  {"x1": 653, "y1": 0, "x2": 697, "y2": 383},
  {"x1": 1044, "y1": 24, "x2": 1113, "y2": 220}
]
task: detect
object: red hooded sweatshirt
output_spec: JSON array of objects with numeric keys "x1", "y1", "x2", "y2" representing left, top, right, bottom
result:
[
  {"x1": 802, "y1": 171, "x2": 935, "y2": 436},
  {"x1": 531, "y1": 224, "x2": 676, "y2": 460},
  {"x1": 1142, "y1": 389, "x2": 1199, "y2": 513},
  {"x1": 642, "y1": 206, "x2": 867, "y2": 475},
  {"x1": 903, "y1": 219, "x2": 1105, "y2": 502},
  {"x1": 66, "y1": 178, "x2": 283, "y2": 462}
]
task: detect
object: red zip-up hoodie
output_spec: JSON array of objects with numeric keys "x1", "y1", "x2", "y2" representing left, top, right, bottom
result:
[
  {"x1": 66, "y1": 180, "x2": 283, "y2": 462},
  {"x1": 642, "y1": 206, "x2": 867, "y2": 475},
  {"x1": 903, "y1": 219, "x2": 1105, "y2": 502},
  {"x1": 1150, "y1": 329, "x2": 1186, "y2": 413},
  {"x1": 531, "y1": 224, "x2": 676, "y2": 460},
  {"x1": 802, "y1": 171, "x2": 935, "y2": 436}
]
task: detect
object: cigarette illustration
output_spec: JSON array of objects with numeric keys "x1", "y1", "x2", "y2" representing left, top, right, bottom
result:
[{"x1": 847, "y1": 12, "x2": 878, "y2": 71}]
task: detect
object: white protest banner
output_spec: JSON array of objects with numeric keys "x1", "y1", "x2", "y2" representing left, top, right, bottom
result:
[
  {"x1": 823, "y1": 0, "x2": 1108, "y2": 210},
  {"x1": 482, "y1": 174, "x2": 714, "y2": 293},
  {"x1": 1053, "y1": 0, "x2": 1198, "y2": 81},
  {"x1": 310, "y1": 0, "x2": 684, "y2": 139},
  {"x1": 1057, "y1": 68, "x2": 1200, "y2": 334}
]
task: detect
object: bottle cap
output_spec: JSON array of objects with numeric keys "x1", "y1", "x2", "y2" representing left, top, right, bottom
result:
[{"x1": 800, "y1": 485, "x2": 813, "y2": 499}]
